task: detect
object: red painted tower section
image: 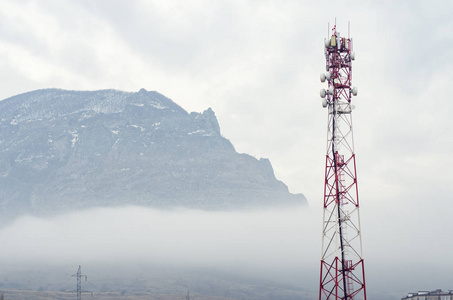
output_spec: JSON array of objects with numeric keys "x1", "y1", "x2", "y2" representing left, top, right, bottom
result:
[{"x1": 318, "y1": 25, "x2": 367, "y2": 300}]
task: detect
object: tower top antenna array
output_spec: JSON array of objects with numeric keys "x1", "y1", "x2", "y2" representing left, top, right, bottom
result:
[{"x1": 318, "y1": 23, "x2": 367, "y2": 300}]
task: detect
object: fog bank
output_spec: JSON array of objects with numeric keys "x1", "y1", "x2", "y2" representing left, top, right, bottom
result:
[{"x1": 0, "y1": 206, "x2": 319, "y2": 289}]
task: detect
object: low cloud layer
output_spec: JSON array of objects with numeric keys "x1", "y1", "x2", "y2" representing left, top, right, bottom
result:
[
  {"x1": 1, "y1": 204, "x2": 452, "y2": 297},
  {"x1": 0, "y1": 206, "x2": 318, "y2": 286}
]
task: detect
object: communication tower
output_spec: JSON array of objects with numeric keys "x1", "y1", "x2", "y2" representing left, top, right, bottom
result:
[{"x1": 318, "y1": 23, "x2": 367, "y2": 300}]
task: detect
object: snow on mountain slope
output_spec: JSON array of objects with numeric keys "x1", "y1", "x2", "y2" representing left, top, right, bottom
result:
[{"x1": 0, "y1": 88, "x2": 306, "y2": 221}]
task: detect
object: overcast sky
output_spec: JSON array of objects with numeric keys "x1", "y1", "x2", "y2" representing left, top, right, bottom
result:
[{"x1": 0, "y1": 0, "x2": 452, "y2": 298}]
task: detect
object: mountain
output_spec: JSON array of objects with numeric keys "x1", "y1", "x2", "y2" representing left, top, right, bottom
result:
[{"x1": 0, "y1": 88, "x2": 306, "y2": 220}]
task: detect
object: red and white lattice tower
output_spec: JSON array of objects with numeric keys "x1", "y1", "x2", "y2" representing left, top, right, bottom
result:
[{"x1": 318, "y1": 24, "x2": 367, "y2": 300}]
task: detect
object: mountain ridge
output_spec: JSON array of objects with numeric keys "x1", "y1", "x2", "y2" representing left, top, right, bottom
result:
[{"x1": 0, "y1": 88, "x2": 307, "y2": 221}]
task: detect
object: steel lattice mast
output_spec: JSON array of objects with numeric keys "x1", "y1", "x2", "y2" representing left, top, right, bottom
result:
[
  {"x1": 71, "y1": 265, "x2": 91, "y2": 300},
  {"x1": 318, "y1": 24, "x2": 367, "y2": 300}
]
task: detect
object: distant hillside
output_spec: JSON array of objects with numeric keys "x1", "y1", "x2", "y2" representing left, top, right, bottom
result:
[
  {"x1": 0, "y1": 88, "x2": 306, "y2": 220},
  {"x1": 0, "y1": 263, "x2": 312, "y2": 300}
]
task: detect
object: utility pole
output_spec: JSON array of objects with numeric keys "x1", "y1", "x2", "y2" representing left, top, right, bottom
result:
[
  {"x1": 185, "y1": 291, "x2": 191, "y2": 300},
  {"x1": 71, "y1": 265, "x2": 92, "y2": 300}
]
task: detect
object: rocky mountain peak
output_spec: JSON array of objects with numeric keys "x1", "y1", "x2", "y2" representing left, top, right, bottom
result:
[
  {"x1": 0, "y1": 89, "x2": 307, "y2": 222},
  {"x1": 190, "y1": 107, "x2": 221, "y2": 137}
]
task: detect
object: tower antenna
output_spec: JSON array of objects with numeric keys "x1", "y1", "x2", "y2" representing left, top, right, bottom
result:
[{"x1": 318, "y1": 23, "x2": 367, "y2": 300}]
